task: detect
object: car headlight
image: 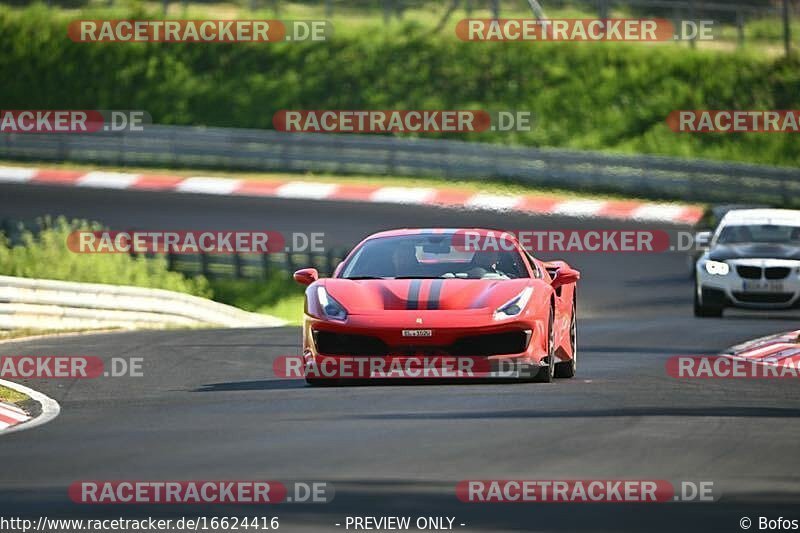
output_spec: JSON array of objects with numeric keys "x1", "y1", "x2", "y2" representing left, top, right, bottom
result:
[
  {"x1": 704, "y1": 260, "x2": 730, "y2": 276},
  {"x1": 317, "y1": 286, "x2": 347, "y2": 321},
  {"x1": 493, "y1": 287, "x2": 533, "y2": 320}
]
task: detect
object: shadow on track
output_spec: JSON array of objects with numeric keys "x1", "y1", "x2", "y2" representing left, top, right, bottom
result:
[{"x1": 349, "y1": 406, "x2": 800, "y2": 420}]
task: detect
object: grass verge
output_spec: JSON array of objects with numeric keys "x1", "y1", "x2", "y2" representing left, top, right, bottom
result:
[{"x1": 0, "y1": 384, "x2": 28, "y2": 405}]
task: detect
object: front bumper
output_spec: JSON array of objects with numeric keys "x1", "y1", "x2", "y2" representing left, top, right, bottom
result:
[
  {"x1": 301, "y1": 310, "x2": 548, "y2": 378},
  {"x1": 697, "y1": 260, "x2": 800, "y2": 309}
]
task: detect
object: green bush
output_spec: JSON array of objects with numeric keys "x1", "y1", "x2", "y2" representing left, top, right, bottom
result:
[
  {"x1": 209, "y1": 276, "x2": 305, "y2": 325},
  {"x1": 1, "y1": 5, "x2": 799, "y2": 166},
  {"x1": 0, "y1": 217, "x2": 212, "y2": 297},
  {"x1": 0, "y1": 217, "x2": 307, "y2": 322}
]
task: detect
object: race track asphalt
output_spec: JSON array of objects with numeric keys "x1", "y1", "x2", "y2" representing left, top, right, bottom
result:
[{"x1": 1, "y1": 183, "x2": 799, "y2": 532}]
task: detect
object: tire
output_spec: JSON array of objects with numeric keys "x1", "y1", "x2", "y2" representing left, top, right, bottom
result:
[
  {"x1": 555, "y1": 297, "x2": 577, "y2": 379},
  {"x1": 694, "y1": 278, "x2": 723, "y2": 318},
  {"x1": 534, "y1": 308, "x2": 556, "y2": 383}
]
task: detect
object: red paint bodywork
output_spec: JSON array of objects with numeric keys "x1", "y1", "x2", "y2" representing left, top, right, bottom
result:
[{"x1": 296, "y1": 229, "x2": 579, "y2": 375}]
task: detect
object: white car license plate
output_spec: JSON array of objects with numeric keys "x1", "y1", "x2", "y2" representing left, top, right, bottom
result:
[
  {"x1": 742, "y1": 280, "x2": 784, "y2": 292},
  {"x1": 402, "y1": 329, "x2": 432, "y2": 337}
]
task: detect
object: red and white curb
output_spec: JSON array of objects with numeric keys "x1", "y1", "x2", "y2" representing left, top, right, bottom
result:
[
  {"x1": 0, "y1": 166, "x2": 704, "y2": 225},
  {"x1": 0, "y1": 378, "x2": 60, "y2": 435},
  {"x1": 0, "y1": 401, "x2": 30, "y2": 430},
  {"x1": 725, "y1": 330, "x2": 800, "y2": 367}
]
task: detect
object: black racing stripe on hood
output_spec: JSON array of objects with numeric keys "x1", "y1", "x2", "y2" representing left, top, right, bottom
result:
[
  {"x1": 427, "y1": 279, "x2": 444, "y2": 310},
  {"x1": 407, "y1": 280, "x2": 421, "y2": 310}
]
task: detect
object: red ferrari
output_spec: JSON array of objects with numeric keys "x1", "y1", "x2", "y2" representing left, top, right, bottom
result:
[{"x1": 293, "y1": 229, "x2": 579, "y2": 384}]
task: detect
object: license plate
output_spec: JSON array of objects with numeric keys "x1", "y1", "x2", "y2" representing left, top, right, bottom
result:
[
  {"x1": 742, "y1": 280, "x2": 784, "y2": 292},
  {"x1": 402, "y1": 329, "x2": 432, "y2": 337}
]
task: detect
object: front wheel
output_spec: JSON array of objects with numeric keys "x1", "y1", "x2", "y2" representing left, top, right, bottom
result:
[
  {"x1": 534, "y1": 308, "x2": 556, "y2": 383},
  {"x1": 694, "y1": 278, "x2": 723, "y2": 318},
  {"x1": 555, "y1": 298, "x2": 577, "y2": 379}
]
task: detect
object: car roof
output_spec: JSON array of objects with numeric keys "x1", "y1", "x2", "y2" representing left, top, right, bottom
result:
[
  {"x1": 719, "y1": 209, "x2": 800, "y2": 227},
  {"x1": 364, "y1": 228, "x2": 516, "y2": 240}
]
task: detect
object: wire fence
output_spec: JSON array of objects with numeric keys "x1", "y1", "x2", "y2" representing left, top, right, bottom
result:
[
  {"x1": 0, "y1": 218, "x2": 349, "y2": 280},
  {"x1": 164, "y1": 248, "x2": 347, "y2": 278},
  {"x1": 5, "y1": 0, "x2": 796, "y2": 53}
]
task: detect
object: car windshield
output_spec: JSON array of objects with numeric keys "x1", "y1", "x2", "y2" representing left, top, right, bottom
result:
[
  {"x1": 716, "y1": 224, "x2": 800, "y2": 245},
  {"x1": 340, "y1": 234, "x2": 530, "y2": 280}
]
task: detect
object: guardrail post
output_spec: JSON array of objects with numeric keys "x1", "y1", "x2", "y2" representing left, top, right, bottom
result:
[
  {"x1": 782, "y1": 178, "x2": 790, "y2": 207},
  {"x1": 233, "y1": 253, "x2": 244, "y2": 279},
  {"x1": 672, "y1": 5, "x2": 681, "y2": 43},
  {"x1": 326, "y1": 248, "x2": 337, "y2": 277},
  {"x1": 784, "y1": 0, "x2": 792, "y2": 57},
  {"x1": 261, "y1": 253, "x2": 271, "y2": 279},
  {"x1": 383, "y1": 0, "x2": 392, "y2": 24},
  {"x1": 598, "y1": 0, "x2": 609, "y2": 20},
  {"x1": 491, "y1": 0, "x2": 500, "y2": 19},
  {"x1": 736, "y1": 7, "x2": 745, "y2": 48},
  {"x1": 201, "y1": 252, "x2": 210, "y2": 278}
]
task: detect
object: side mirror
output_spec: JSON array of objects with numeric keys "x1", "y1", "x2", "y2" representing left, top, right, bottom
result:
[
  {"x1": 293, "y1": 268, "x2": 319, "y2": 286},
  {"x1": 551, "y1": 267, "x2": 580, "y2": 290},
  {"x1": 695, "y1": 231, "x2": 712, "y2": 249}
]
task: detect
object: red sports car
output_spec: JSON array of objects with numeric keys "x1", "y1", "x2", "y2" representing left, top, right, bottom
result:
[{"x1": 293, "y1": 228, "x2": 579, "y2": 385}]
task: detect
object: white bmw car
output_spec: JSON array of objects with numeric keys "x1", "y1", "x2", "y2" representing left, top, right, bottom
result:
[{"x1": 694, "y1": 209, "x2": 800, "y2": 317}]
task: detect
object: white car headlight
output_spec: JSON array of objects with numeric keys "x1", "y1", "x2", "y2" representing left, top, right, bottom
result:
[
  {"x1": 704, "y1": 260, "x2": 730, "y2": 276},
  {"x1": 493, "y1": 287, "x2": 533, "y2": 320},
  {"x1": 317, "y1": 286, "x2": 347, "y2": 321}
]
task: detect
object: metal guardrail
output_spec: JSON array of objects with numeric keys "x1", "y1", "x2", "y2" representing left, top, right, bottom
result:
[
  {"x1": 2, "y1": 124, "x2": 798, "y2": 207},
  {"x1": 0, "y1": 275, "x2": 286, "y2": 330}
]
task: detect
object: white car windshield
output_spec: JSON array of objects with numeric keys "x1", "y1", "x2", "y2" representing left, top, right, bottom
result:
[{"x1": 717, "y1": 224, "x2": 800, "y2": 245}]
